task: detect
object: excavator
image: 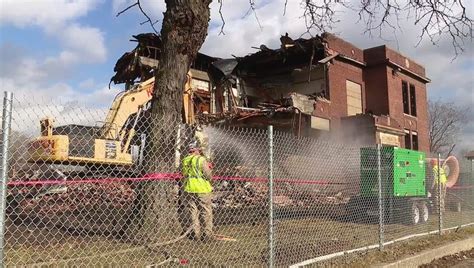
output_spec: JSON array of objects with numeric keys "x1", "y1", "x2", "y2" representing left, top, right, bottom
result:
[
  {"x1": 29, "y1": 77, "x2": 154, "y2": 167},
  {"x1": 28, "y1": 71, "x2": 212, "y2": 168}
]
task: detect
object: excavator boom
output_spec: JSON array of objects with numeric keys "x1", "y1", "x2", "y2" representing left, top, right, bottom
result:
[{"x1": 102, "y1": 77, "x2": 154, "y2": 140}]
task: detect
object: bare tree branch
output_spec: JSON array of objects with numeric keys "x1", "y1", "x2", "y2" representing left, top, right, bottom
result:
[
  {"x1": 117, "y1": 0, "x2": 472, "y2": 59},
  {"x1": 409, "y1": 0, "x2": 472, "y2": 57},
  {"x1": 218, "y1": 0, "x2": 226, "y2": 35},
  {"x1": 247, "y1": 0, "x2": 263, "y2": 31},
  {"x1": 300, "y1": 0, "x2": 342, "y2": 34},
  {"x1": 116, "y1": 0, "x2": 159, "y2": 34},
  {"x1": 447, "y1": 144, "x2": 456, "y2": 157},
  {"x1": 300, "y1": 0, "x2": 472, "y2": 57},
  {"x1": 116, "y1": 2, "x2": 138, "y2": 17},
  {"x1": 429, "y1": 99, "x2": 471, "y2": 155}
]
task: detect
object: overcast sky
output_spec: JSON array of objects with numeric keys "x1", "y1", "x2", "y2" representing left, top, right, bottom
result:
[{"x1": 0, "y1": 0, "x2": 472, "y2": 149}]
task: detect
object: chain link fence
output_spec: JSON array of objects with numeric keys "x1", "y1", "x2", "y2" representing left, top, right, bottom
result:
[{"x1": 0, "y1": 91, "x2": 473, "y2": 267}]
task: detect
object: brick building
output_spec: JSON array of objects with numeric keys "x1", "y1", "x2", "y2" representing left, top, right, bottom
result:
[
  {"x1": 116, "y1": 33, "x2": 431, "y2": 153},
  {"x1": 206, "y1": 33, "x2": 431, "y2": 153},
  {"x1": 322, "y1": 33, "x2": 431, "y2": 153}
]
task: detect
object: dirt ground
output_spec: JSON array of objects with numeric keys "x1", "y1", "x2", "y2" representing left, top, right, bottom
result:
[
  {"x1": 4, "y1": 210, "x2": 474, "y2": 267},
  {"x1": 419, "y1": 248, "x2": 474, "y2": 268},
  {"x1": 315, "y1": 226, "x2": 474, "y2": 268}
]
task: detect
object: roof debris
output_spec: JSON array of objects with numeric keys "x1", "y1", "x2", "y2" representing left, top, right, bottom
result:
[{"x1": 110, "y1": 32, "x2": 335, "y2": 130}]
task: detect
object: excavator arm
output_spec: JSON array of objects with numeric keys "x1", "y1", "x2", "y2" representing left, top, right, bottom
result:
[{"x1": 101, "y1": 77, "x2": 155, "y2": 140}]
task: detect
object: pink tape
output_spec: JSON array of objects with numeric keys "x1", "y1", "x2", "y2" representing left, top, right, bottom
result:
[{"x1": 7, "y1": 172, "x2": 347, "y2": 187}]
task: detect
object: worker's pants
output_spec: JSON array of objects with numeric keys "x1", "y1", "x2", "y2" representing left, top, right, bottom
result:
[
  {"x1": 434, "y1": 184, "x2": 447, "y2": 213},
  {"x1": 182, "y1": 192, "x2": 213, "y2": 240}
]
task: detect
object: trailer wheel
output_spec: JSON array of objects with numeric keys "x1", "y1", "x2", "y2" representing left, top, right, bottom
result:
[
  {"x1": 418, "y1": 201, "x2": 429, "y2": 223},
  {"x1": 408, "y1": 202, "x2": 420, "y2": 225}
]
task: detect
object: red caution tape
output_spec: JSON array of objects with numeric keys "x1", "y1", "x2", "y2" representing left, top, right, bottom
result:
[{"x1": 7, "y1": 172, "x2": 348, "y2": 187}]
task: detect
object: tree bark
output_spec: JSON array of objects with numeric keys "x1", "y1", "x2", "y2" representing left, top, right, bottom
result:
[{"x1": 129, "y1": 0, "x2": 212, "y2": 244}]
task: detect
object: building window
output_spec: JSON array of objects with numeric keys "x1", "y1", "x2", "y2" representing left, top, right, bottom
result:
[
  {"x1": 402, "y1": 81, "x2": 409, "y2": 114},
  {"x1": 404, "y1": 130, "x2": 411, "y2": 149},
  {"x1": 409, "y1": 84, "x2": 417, "y2": 117},
  {"x1": 412, "y1": 132, "x2": 418, "y2": 150},
  {"x1": 402, "y1": 80, "x2": 417, "y2": 117},
  {"x1": 346, "y1": 80, "x2": 362, "y2": 116},
  {"x1": 404, "y1": 129, "x2": 419, "y2": 150}
]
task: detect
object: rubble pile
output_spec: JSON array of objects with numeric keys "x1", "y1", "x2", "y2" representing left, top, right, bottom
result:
[
  {"x1": 7, "y1": 166, "x2": 350, "y2": 225},
  {"x1": 212, "y1": 180, "x2": 350, "y2": 209},
  {"x1": 292, "y1": 191, "x2": 350, "y2": 206},
  {"x1": 213, "y1": 181, "x2": 268, "y2": 208},
  {"x1": 16, "y1": 182, "x2": 135, "y2": 217}
]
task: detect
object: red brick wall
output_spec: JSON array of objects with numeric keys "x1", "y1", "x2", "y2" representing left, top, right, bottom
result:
[
  {"x1": 385, "y1": 47, "x2": 426, "y2": 77},
  {"x1": 364, "y1": 46, "x2": 387, "y2": 65},
  {"x1": 313, "y1": 99, "x2": 331, "y2": 119},
  {"x1": 363, "y1": 45, "x2": 426, "y2": 78},
  {"x1": 326, "y1": 60, "x2": 365, "y2": 131},
  {"x1": 364, "y1": 65, "x2": 389, "y2": 115},
  {"x1": 317, "y1": 33, "x2": 429, "y2": 152},
  {"x1": 386, "y1": 67, "x2": 429, "y2": 153},
  {"x1": 322, "y1": 33, "x2": 364, "y2": 62}
]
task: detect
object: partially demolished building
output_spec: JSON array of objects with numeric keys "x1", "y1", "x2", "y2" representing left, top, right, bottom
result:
[{"x1": 112, "y1": 32, "x2": 431, "y2": 153}]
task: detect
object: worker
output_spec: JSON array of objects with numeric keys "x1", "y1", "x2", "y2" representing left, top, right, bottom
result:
[
  {"x1": 181, "y1": 141, "x2": 214, "y2": 242},
  {"x1": 431, "y1": 159, "x2": 448, "y2": 213}
]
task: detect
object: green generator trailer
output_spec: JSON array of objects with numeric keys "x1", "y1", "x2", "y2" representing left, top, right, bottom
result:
[{"x1": 348, "y1": 146, "x2": 430, "y2": 225}]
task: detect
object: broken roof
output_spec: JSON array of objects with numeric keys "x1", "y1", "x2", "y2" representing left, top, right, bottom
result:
[
  {"x1": 232, "y1": 34, "x2": 326, "y2": 77},
  {"x1": 110, "y1": 32, "x2": 334, "y2": 86},
  {"x1": 110, "y1": 33, "x2": 217, "y2": 86}
]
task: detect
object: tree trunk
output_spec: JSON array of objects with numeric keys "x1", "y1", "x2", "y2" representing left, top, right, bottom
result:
[{"x1": 129, "y1": 0, "x2": 211, "y2": 244}]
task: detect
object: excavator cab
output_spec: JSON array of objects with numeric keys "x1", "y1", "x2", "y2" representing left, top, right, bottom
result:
[{"x1": 29, "y1": 119, "x2": 135, "y2": 166}]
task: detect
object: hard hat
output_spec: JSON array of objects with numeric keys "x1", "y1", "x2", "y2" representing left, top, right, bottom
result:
[{"x1": 188, "y1": 141, "x2": 200, "y2": 151}]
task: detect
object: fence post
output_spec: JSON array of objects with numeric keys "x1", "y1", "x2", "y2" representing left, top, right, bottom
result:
[
  {"x1": 438, "y1": 153, "x2": 443, "y2": 235},
  {"x1": 268, "y1": 125, "x2": 274, "y2": 268},
  {"x1": 0, "y1": 91, "x2": 13, "y2": 266},
  {"x1": 377, "y1": 144, "x2": 384, "y2": 250}
]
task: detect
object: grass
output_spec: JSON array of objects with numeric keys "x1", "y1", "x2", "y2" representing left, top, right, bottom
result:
[
  {"x1": 4, "y1": 210, "x2": 474, "y2": 267},
  {"x1": 316, "y1": 226, "x2": 474, "y2": 267}
]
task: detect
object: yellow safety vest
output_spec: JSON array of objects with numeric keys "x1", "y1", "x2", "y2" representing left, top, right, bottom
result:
[
  {"x1": 433, "y1": 165, "x2": 447, "y2": 185},
  {"x1": 182, "y1": 155, "x2": 212, "y2": 194}
]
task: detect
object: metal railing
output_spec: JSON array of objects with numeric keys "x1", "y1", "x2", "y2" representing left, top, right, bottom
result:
[{"x1": 0, "y1": 91, "x2": 473, "y2": 267}]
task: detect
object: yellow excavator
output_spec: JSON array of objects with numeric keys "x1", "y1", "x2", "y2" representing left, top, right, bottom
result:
[
  {"x1": 28, "y1": 68, "x2": 211, "y2": 167},
  {"x1": 29, "y1": 78, "x2": 154, "y2": 166}
]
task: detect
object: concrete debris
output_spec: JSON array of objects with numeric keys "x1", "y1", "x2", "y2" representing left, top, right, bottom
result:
[
  {"x1": 10, "y1": 182, "x2": 135, "y2": 217},
  {"x1": 212, "y1": 180, "x2": 349, "y2": 209},
  {"x1": 213, "y1": 181, "x2": 267, "y2": 208}
]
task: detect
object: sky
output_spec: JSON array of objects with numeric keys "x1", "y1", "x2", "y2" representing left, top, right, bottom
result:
[{"x1": 0, "y1": 0, "x2": 472, "y2": 150}]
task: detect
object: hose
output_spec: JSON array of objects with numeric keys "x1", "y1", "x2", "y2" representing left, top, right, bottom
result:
[
  {"x1": 145, "y1": 225, "x2": 193, "y2": 250},
  {"x1": 30, "y1": 226, "x2": 194, "y2": 266}
]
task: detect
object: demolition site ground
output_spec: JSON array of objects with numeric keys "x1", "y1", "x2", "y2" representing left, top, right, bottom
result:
[
  {"x1": 5, "y1": 209, "x2": 474, "y2": 267},
  {"x1": 318, "y1": 226, "x2": 474, "y2": 267}
]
